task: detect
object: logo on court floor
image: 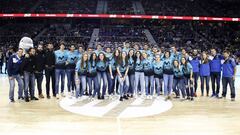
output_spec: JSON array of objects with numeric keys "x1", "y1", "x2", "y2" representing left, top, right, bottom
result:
[{"x1": 59, "y1": 96, "x2": 173, "y2": 118}]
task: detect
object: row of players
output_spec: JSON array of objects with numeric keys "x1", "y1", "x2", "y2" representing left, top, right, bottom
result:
[{"x1": 7, "y1": 43, "x2": 236, "y2": 102}]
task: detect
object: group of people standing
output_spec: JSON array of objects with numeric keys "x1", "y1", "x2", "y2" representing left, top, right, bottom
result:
[{"x1": 7, "y1": 42, "x2": 237, "y2": 103}]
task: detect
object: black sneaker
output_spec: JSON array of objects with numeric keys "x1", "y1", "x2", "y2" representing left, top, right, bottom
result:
[
  {"x1": 119, "y1": 97, "x2": 123, "y2": 101},
  {"x1": 25, "y1": 98, "x2": 30, "y2": 102},
  {"x1": 190, "y1": 97, "x2": 194, "y2": 101},
  {"x1": 10, "y1": 99, "x2": 15, "y2": 103},
  {"x1": 231, "y1": 98, "x2": 235, "y2": 101},
  {"x1": 47, "y1": 95, "x2": 51, "y2": 99},
  {"x1": 31, "y1": 97, "x2": 39, "y2": 100},
  {"x1": 210, "y1": 94, "x2": 215, "y2": 97},
  {"x1": 123, "y1": 95, "x2": 128, "y2": 100},
  {"x1": 97, "y1": 95, "x2": 101, "y2": 100},
  {"x1": 18, "y1": 97, "x2": 24, "y2": 100},
  {"x1": 101, "y1": 96, "x2": 105, "y2": 100},
  {"x1": 186, "y1": 97, "x2": 191, "y2": 100}
]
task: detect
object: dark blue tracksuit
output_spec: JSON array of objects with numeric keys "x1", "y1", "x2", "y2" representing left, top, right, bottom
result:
[
  {"x1": 200, "y1": 61, "x2": 210, "y2": 96},
  {"x1": 190, "y1": 56, "x2": 200, "y2": 94},
  {"x1": 209, "y1": 54, "x2": 223, "y2": 96},
  {"x1": 222, "y1": 58, "x2": 236, "y2": 99}
]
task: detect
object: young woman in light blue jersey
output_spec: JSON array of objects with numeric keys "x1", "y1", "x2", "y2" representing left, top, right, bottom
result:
[
  {"x1": 173, "y1": 60, "x2": 185, "y2": 99},
  {"x1": 108, "y1": 49, "x2": 120, "y2": 98},
  {"x1": 87, "y1": 52, "x2": 99, "y2": 99},
  {"x1": 127, "y1": 49, "x2": 135, "y2": 98},
  {"x1": 96, "y1": 52, "x2": 108, "y2": 100},
  {"x1": 75, "y1": 52, "x2": 88, "y2": 99},
  {"x1": 117, "y1": 51, "x2": 129, "y2": 101},
  {"x1": 181, "y1": 57, "x2": 194, "y2": 100},
  {"x1": 134, "y1": 51, "x2": 145, "y2": 98}
]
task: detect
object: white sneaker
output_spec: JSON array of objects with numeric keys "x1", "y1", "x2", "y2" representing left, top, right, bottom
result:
[
  {"x1": 134, "y1": 94, "x2": 138, "y2": 99},
  {"x1": 67, "y1": 92, "x2": 72, "y2": 98},
  {"x1": 149, "y1": 96, "x2": 153, "y2": 100},
  {"x1": 156, "y1": 96, "x2": 160, "y2": 100},
  {"x1": 56, "y1": 94, "x2": 60, "y2": 99},
  {"x1": 61, "y1": 93, "x2": 66, "y2": 97},
  {"x1": 77, "y1": 97, "x2": 82, "y2": 101},
  {"x1": 89, "y1": 97, "x2": 94, "y2": 101}
]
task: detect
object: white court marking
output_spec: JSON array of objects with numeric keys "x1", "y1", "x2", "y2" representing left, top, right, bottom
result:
[{"x1": 59, "y1": 96, "x2": 173, "y2": 118}]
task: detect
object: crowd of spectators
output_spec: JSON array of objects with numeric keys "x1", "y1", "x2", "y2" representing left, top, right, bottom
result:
[
  {"x1": 0, "y1": 0, "x2": 36, "y2": 13},
  {"x1": 1, "y1": 0, "x2": 239, "y2": 17},
  {"x1": 0, "y1": 0, "x2": 239, "y2": 57},
  {"x1": 107, "y1": 0, "x2": 135, "y2": 14},
  {"x1": 97, "y1": 26, "x2": 148, "y2": 48},
  {"x1": 141, "y1": 0, "x2": 240, "y2": 17},
  {"x1": 34, "y1": 0, "x2": 97, "y2": 14}
]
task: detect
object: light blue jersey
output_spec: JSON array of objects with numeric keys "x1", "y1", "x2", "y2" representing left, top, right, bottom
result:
[
  {"x1": 163, "y1": 57, "x2": 174, "y2": 74},
  {"x1": 54, "y1": 50, "x2": 68, "y2": 64},
  {"x1": 173, "y1": 65, "x2": 184, "y2": 78},
  {"x1": 75, "y1": 60, "x2": 88, "y2": 75},
  {"x1": 142, "y1": 58, "x2": 153, "y2": 76},
  {"x1": 182, "y1": 63, "x2": 193, "y2": 77},
  {"x1": 96, "y1": 60, "x2": 108, "y2": 72},
  {"x1": 153, "y1": 60, "x2": 163, "y2": 77},
  {"x1": 118, "y1": 60, "x2": 128, "y2": 73},
  {"x1": 54, "y1": 50, "x2": 68, "y2": 69},
  {"x1": 135, "y1": 58, "x2": 143, "y2": 72},
  {"x1": 66, "y1": 51, "x2": 78, "y2": 64}
]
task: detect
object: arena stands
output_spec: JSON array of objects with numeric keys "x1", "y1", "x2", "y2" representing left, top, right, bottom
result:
[
  {"x1": 107, "y1": 0, "x2": 135, "y2": 14},
  {"x1": 0, "y1": 0, "x2": 239, "y2": 54},
  {"x1": 34, "y1": 0, "x2": 97, "y2": 14},
  {"x1": 141, "y1": 0, "x2": 240, "y2": 17}
]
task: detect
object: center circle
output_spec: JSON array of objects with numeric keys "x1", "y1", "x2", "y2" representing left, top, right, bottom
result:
[{"x1": 59, "y1": 96, "x2": 173, "y2": 118}]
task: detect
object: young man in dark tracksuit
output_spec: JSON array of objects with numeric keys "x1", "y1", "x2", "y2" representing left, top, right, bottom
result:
[
  {"x1": 45, "y1": 43, "x2": 56, "y2": 99},
  {"x1": 210, "y1": 49, "x2": 223, "y2": 98},
  {"x1": 21, "y1": 48, "x2": 38, "y2": 102},
  {"x1": 8, "y1": 48, "x2": 24, "y2": 102},
  {"x1": 5, "y1": 48, "x2": 14, "y2": 74},
  {"x1": 35, "y1": 44, "x2": 45, "y2": 98}
]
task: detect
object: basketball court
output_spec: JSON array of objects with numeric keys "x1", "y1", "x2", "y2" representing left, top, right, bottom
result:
[{"x1": 0, "y1": 0, "x2": 240, "y2": 134}]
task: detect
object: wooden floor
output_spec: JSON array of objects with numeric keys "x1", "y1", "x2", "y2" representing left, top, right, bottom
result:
[{"x1": 0, "y1": 74, "x2": 240, "y2": 135}]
